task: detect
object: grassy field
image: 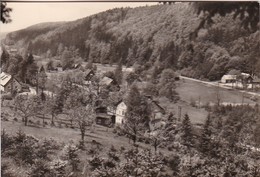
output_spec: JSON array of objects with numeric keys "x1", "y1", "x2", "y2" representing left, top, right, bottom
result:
[
  {"x1": 176, "y1": 79, "x2": 259, "y2": 105},
  {"x1": 158, "y1": 78, "x2": 259, "y2": 125}
]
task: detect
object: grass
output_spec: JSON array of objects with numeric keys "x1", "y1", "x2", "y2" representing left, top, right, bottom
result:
[
  {"x1": 176, "y1": 79, "x2": 259, "y2": 105},
  {"x1": 157, "y1": 78, "x2": 259, "y2": 125}
]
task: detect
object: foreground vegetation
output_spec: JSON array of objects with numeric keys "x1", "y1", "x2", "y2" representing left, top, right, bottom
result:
[{"x1": 2, "y1": 103, "x2": 260, "y2": 177}]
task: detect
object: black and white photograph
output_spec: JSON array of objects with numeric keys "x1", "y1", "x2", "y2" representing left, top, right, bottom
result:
[{"x1": 0, "y1": 1, "x2": 260, "y2": 176}]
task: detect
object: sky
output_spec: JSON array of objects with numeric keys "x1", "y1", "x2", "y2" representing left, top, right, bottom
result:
[{"x1": 1, "y1": 2, "x2": 157, "y2": 33}]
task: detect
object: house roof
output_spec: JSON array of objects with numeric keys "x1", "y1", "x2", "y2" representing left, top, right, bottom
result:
[
  {"x1": 253, "y1": 77, "x2": 260, "y2": 83},
  {"x1": 222, "y1": 75, "x2": 237, "y2": 80},
  {"x1": 96, "y1": 113, "x2": 113, "y2": 119},
  {"x1": 228, "y1": 69, "x2": 241, "y2": 75},
  {"x1": 100, "y1": 76, "x2": 113, "y2": 86},
  {"x1": 150, "y1": 100, "x2": 166, "y2": 114},
  {"x1": 0, "y1": 72, "x2": 12, "y2": 86},
  {"x1": 85, "y1": 69, "x2": 93, "y2": 76}
]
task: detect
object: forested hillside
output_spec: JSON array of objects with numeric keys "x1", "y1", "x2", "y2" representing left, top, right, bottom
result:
[{"x1": 4, "y1": 3, "x2": 260, "y2": 80}]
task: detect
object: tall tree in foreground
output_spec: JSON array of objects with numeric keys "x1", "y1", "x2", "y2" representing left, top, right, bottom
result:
[
  {"x1": 123, "y1": 113, "x2": 144, "y2": 145},
  {"x1": 114, "y1": 63, "x2": 123, "y2": 85},
  {"x1": 73, "y1": 106, "x2": 94, "y2": 143},
  {"x1": 199, "y1": 114, "x2": 212, "y2": 155},
  {"x1": 126, "y1": 84, "x2": 151, "y2": 126},
  {"x1": 13, "y1": 95, "x2": 40, "y2": 126},
  {"x1": 181, "y1": 113, "x2": 193, "y2": 148}
]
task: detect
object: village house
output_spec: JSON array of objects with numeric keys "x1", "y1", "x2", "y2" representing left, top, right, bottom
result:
[
  {"x1": 115, "y1": 101, "x2": 127, "y2": 124},
  {"x1": 0, "y1": 72, "x2": 22, "y2": 93},
  {"x1": 72, "y1": 63, "x2": 83, "y2": 70},
  {"x1": 56, "y1": 63, "x2": 63, "y2": 72},
  {"x1": 95, "y1": 107, "x2": 115, "y2": 127},
  {"x1": 115, "y1": 97, "x2": 166, "y2": 127},
  {"x1": 99, "y1": 76, "x2": 120, "y2": 91},
  {"x1": 85, "y1": 69, "x2": 95, "y2": 81},
  {"x1": 221, "y1": 74, "x2": 237, "y2": 83},
  {"x1": 252, "y1": 77, "x2": 260, "y2": 89}
]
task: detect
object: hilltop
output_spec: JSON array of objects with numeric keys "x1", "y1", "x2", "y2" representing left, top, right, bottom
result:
[{"x1": 3, "y1": 3, "x2": 260, "y2": 80}]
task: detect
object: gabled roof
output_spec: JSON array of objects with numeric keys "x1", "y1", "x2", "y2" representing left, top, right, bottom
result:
[
  {"x1": 0, "y1": 72, "x2": 12, "y2": 86},
  {"x1": 222, "y1": 75, "x2": 237, "y2": 80},
  {"x1": 85, "y1": 69, "x2": 94, "y2": 76},
  {"x1": 253, "y1": 77, "x2": 260, "y2": 83},
  {"x1": 150, "y1": 100, "x2": 166, "y2": 114},
  {"x1": 100, "y1": 76, "x2": 113, "y2": 86}
]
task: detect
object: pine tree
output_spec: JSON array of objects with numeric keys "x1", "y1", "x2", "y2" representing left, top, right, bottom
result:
[
  {"x1": 181, "y1": 113, "x2": 193, "y2": 147},
  {"x1": 200, "y1": 114, "x2": 212, "y2": 154},
  {"x1": 114, "y1": 63, "x2": 123, "y2": 85}
]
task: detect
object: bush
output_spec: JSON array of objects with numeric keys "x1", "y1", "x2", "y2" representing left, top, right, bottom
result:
[
  {"x1": 77, "y1": 140, "x2": 85, "y2": 150},
  {"x1": 36, "y1": 120, "x2": 41, "y2": 125},
  {"x1": 190, "y1": 98, "x2": 197, "y2": 107},
  {"x1": 13, "y1": 117, "x2": 18, "y2": 122},
  {"x1": 167, "y1": 155, "x2": 181, "y2": 175},
  {"x1": 113, "y1": 126, "x2": 125, "y2": 136},
  {"x1": 1, "y1": 161, "x2": 14, "y2": 177},
  {"x1": 28, "y1": 120, "x2": 34, "y2": 124},
  {"x1": 1, "y1": 129, "x2": 14, "y2": 153},
  {"x1": 63, "y1": 144, "x2": 80, "y2": 171},
  {"x1": 89, "y1": 156, "x2": 103, "y2": 170},
  {"x1": 50, "y1": 159, "x2": 68, "y2": 176},
  {"x1": 167, "y1": 145, "x2": 173, "y2": 151},
  {"x1": 29, "y1": 160, "x2": 52, "y2": 177}
]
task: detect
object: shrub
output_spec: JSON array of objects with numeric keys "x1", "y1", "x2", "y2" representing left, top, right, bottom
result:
[
  {"x1": 1, "y1": 129, "x2": 14, "y2": 153},
  {"x1": 108, "y1": 146, "x2": 120, "y2": 162},
  {"x1": 77, "y1": 140, "x2": 85, "y2": 150},
  {"x1": 29, "y1": 160, "x2": 51, "y2": 177},
  {"x1": 120, "y1": 146, "x2": 125, "y2": 153},
  {"x1": 28, "y1": 120, "x2": 34, "y2": 124},
  {"x1": 50, "y1": 159, "x2": 68, "y2": 176},
  {"x1": 167, "y1": 155, "x2": 181, "y2": 175},
  {"x1": 63, "y1": 144, "x2": 80, "y2": 171},
  {"x1": 36, "y1": 120, "x2": 41, "y2": 125},
  {"x1": 89, "y1": 156, "x2": 103, "y2": 170},
  {"x1": 1, "y1": 161, "x2": 14, "y2": 177},
  {"x1": 13, "y1": 117, "x2": 18, "y2": 122}
]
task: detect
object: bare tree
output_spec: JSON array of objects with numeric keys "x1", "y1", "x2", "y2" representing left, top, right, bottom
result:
[
  {"x1": 13, "y1": 95, "x2": 40, "y2": 126},
  {"x1": 148, "y1": 127, "x2": 166, "y2": 153},
  {"x1": 123, "y1": 113, "x2": 145, "y2": 145},
  {"x1": 73, "y1": 105, "x2": 95, "y2": 142}
]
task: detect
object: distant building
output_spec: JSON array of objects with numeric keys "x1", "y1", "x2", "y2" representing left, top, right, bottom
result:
[
  {"x1": 0, "y1": 72, "x2": 21, "y2": 93},
  {"x1": 115, "y1": 97, "x2": 166, "y2": 125},
  {"x1": 221, "y1": 75, "x2": 237, "y2": 83},
  {"x1": 149, "y1": 99, "x2": 166, "y2": 120},
  {"x1": 240, "y1": 73, "x2": 254, "y2": 83},
  {"x1": 84, "y1": 69, "x2": 95, "y2": 81},
  {"x1": 149, "y1": 119, "x2": 166, "y2": 131},
  {"x1": 100, "y1": 76, "x2": 120, "y2": 91}
]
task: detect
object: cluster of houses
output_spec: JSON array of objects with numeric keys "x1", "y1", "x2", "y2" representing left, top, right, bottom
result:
[
  {"x1": 221, "y1": 70, "x2": 260, "y2": 89},
  {"x1": 81, "y1": 68, "x2": 166, "y2": 130},
  {"x1": 95, "y1": 97, "x2": 166, "y2": 130}
]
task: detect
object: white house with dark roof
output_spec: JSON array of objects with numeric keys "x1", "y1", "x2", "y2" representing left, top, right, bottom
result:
[
  {"x1": 0, "y1": 72, "x2": 21, "y2": 93},
  {"x1": 115, "y1": 101, "x2": 127, "y2": 124}
]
